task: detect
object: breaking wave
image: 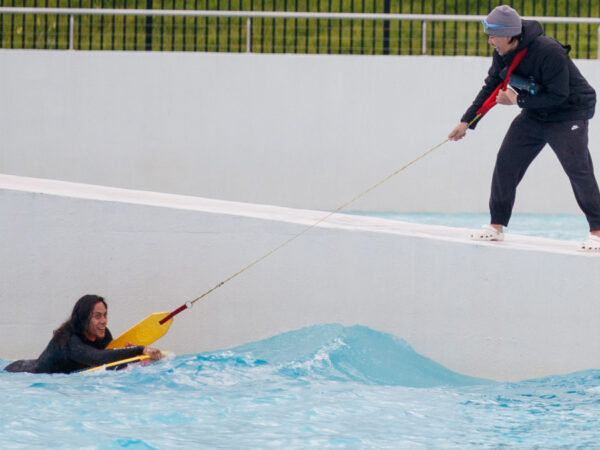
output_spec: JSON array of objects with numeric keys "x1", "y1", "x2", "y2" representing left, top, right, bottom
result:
[{"x1": 228, "y1": 324, "x2": 487, "y2": 387}]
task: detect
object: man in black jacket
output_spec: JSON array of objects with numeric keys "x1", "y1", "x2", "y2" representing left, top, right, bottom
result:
[{"x1": 448, "y1": 5, "x2": 600, "y2": 251}]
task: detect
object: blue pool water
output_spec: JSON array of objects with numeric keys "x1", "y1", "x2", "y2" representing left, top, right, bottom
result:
[
  {"x1": 3, "y1": 324, "x2": 600, "y2": 448},
  {"x1": 346, "y1": 211, "x2": 590, "y2": 241}
]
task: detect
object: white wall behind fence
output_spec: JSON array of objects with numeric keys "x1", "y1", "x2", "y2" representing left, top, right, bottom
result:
[{"x1": 2, "y1": 50, "x2": 600, "y2": 214}]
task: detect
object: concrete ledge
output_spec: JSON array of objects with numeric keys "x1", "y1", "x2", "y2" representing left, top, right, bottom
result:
[{"x1": 1, "y1": 174, "x2": 599, "y2": 381}]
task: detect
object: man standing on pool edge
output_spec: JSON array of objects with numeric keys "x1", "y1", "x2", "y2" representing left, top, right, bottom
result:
[{"x1": 448, "y1": 4, "x2": 600, "y2": 251}]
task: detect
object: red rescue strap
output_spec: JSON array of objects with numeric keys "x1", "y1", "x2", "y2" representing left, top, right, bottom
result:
[
  {"x1": 473, "y1": 47, "x2": 528, "y2": 122},
  {"x1": 159, "y1": 303, "x2": 189, "y2": 324}
]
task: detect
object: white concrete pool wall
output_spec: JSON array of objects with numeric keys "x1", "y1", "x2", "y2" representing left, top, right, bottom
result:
[
  {"x1": 2, "y1": 50, "x2": 600, "y2": 214},
  {"x1": 2, "y1": 174, "x2": 599, "y2": 382}
]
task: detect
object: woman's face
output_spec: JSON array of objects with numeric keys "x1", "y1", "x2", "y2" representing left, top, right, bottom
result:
[{"x1": 85, "y1": 301, "x2": 107, "y2": 341}]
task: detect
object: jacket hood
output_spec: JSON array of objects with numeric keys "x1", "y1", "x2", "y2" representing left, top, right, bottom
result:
[{"x1": 517, "y1": 20, "x2": 543, "y2": 49}]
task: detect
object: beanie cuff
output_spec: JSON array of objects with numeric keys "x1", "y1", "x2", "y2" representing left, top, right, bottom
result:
[{"x1": 484, "y1": 24, "x2": 522, "y2": 37}]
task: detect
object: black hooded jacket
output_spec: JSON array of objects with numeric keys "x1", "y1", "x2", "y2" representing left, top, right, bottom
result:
[{"x1": 462, "y1": 20, "x2": 596, "y2": 128}]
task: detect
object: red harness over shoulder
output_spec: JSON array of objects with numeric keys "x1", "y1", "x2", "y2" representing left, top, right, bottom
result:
[{"x1": 473, "y1": 48, "x2": 528, "y2": 123}]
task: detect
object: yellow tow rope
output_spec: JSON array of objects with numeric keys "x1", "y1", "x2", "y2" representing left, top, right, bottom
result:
[
  {"x1": 165, "y1": 132, "x2": 460, "y2": 320},
  {"x1": 110, "y1": 125, "x2": 477, "y2": 348}
]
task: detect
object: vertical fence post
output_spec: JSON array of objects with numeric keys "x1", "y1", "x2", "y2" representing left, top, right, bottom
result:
[
  {"x1": 598, "y1": 25, "x2": 600, "y2": 59},
  {"x1": 69, "y1": 14, "x2": 74, "y2": 50},
  {"x1": 246, "y1": 17, "x2": 252, "y2": 53},
  {"x1": 421, "y1": 21, "x2": 426, "y2": 55},
  {"x1": 383, "y1": 0, "x2": 390, "y2": 55},
  {"x1": 145, "y1": 0, "x2": 153, "y2": 51}
]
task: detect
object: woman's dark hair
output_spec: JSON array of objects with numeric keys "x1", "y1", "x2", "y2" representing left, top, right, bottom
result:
[{"x1": 53, "y1": 295, "x2": 107, "y2": 346}]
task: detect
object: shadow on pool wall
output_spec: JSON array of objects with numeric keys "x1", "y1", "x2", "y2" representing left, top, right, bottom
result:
[{"x1": 2, "y1": 175, "x2": 600, "y2": 382}]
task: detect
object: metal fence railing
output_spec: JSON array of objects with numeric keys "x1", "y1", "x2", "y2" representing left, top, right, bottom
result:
[{"x1": 2, "y1": 4, "x2": 600, "y2": 58}]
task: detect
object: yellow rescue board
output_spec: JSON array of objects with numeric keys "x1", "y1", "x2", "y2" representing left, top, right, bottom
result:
[
  {"x1": 106, "y1": 312, "x2": 173, "y2": 349},
  {"x1": 79, "y1": 354, "x2": 152, "y2": 373}
]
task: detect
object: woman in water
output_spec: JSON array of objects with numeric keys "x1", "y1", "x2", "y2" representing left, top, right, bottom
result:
[{"x1": 4, "y1": 294, "x2": 162, "y2": 373}]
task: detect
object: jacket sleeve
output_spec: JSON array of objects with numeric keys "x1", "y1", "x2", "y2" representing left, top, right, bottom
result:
[
  {"x1": 461, "y1": 53, "x2": 504, "y2": 129},
  {"x1": 516, "y1": 47, "x2": 569, "y2": 110},
  {"x1": 68, "y1": 334, "x2": 144, "y2": 366}
]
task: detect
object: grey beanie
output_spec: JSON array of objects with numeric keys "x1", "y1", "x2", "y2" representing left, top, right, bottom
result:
[{"x1": 482, "y1": 5, "x2": 522, "y2": 37}]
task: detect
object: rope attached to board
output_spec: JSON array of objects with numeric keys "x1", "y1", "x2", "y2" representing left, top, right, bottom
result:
[{"x1": 158, "y1": 131, "x2": 464, "y2": 325}]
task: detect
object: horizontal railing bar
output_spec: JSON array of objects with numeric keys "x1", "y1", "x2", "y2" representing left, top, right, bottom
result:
[{"x1": 1, "y1": 8, "x2": 600, "y2": 25}]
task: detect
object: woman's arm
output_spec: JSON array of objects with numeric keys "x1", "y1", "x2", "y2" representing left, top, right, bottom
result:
[{"x1": 68, "y1": 334, "x2": 145, "y2": 366}]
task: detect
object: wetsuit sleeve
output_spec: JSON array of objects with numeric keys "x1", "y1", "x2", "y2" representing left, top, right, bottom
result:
[
  {"x1": 68, "y1": 334, "x2": 144, "y2": 366},
  {"x1": 461, "y1": 53, "x2": 504, "y2": 129},
  {"x1": 516, "y1": 47, "x2": 569, "y2": 109}
]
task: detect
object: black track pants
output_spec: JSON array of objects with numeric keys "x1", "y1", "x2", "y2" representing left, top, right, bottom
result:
[{"x1": 489, "y1": 113, "x2": 600, "y2": 230}]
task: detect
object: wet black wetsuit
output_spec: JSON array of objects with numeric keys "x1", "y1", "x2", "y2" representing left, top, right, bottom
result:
[
  {"x1": 4, "y1": 328, "x2": 144, "y2": 374},
  {"x1": 461, "y1": 20, "x2": 600, "y2": 230}
]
